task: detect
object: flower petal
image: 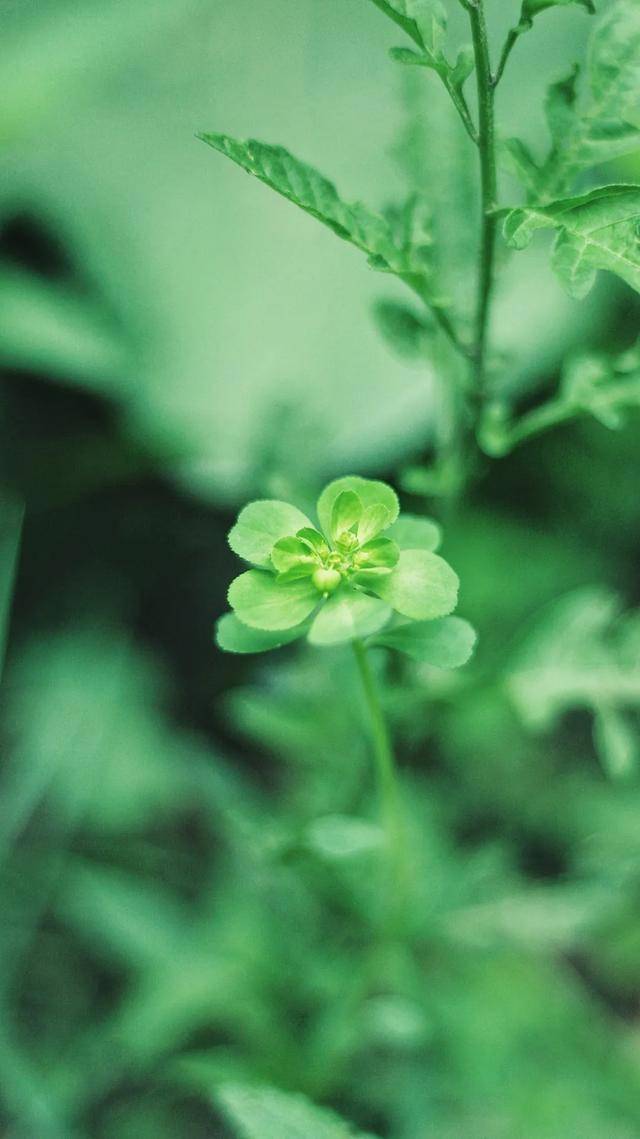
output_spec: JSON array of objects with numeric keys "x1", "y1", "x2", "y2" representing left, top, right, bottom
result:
[
  {"x1": 229, "y1": 570, "x2": 319, "y2": 630},
  {"x1": 316, "y1": 477, "x2": 399, "y2": 540},
  {"x1": 387, "y1": 513, "x2": 442, "y2": 553},
  {"x1": 216, "y1": 613, "x2": 308, "y2": 654},
  {"x1": 373, "y1": 616, "x2": 476, "y2": 667},
  {"x1": 308, "y1": 588, "x2": 392, "y2": 646},
  {"x1": 228, "y1": 500, "x2": 312, "y2": 567},
  {"x1": 370, "y1": 550, "x2": 459, "y2": 620}
]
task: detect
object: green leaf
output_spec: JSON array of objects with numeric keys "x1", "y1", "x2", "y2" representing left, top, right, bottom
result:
[
  {"x1": 388, "y1": 2, "x2": 475, "y2": 139},
  {"x1": 357, "y1": 537, "x2": 400, "y2": 569},
  {"x1": 372, "y1": 299, "x2": 431, "y2": 359},
  {"x1": 507, "y1": 588, "x2": 640, "y2": 777},
  {"x1": 306, "y1": 814, "x2": 384, "y2": 861},
  {"x1": 308, "y1": 590, "x2": 391, "y2": 646},
  {"x1": 589, "y1": 0, "x2": 640, "y2": 132},
  {"x1": 330, "y1": 491, "x2": 362, "y2": 539},
  {"x1": 357, "y1": 504, "x2": 393, "y2": 545},
  {"x1": 270, "y1": 536, "x2": 317, "y2": 576},
  {"x1": 502, "y1": 185, "x2": 640, "y2": 298},
  {"x1": 199, "y1": 134, "x2": 431, "y2": 281},
  {"x1": 364, "y1": 0, "x2": 430, "y2": 50},
  {"x1": 228, "y1": 500, "x2": 312, "y2": 568},
  {"x1": 521, "y1": 0, "x2": 594, "y2": 22},
  {"x1": 216, "y1": 613, "x2": 307, "y2": 654},
  {"x1": 228, "y1": 570, "x2": 319, "y2": 631},
  {"x1": 509, "y1": 3, "x2": 640, "y2": 199},
  {"x1": 593, "y1": 705, "x2": 638, "y2": 780},
  {"x1": 373, "y1": 615, "x2": 476, "y2": 667},
  {"x1": 216, "y1": 1082, "x2": 380, "y2": 1139},
  {"x1": 371, "y1": 549, "x2": 459, "y2": 620},
  {"x1": 0, "y1": 495, "x2": 23, "y2": 681},
  {"x1": 316, "y1": 477, "x2": 399, "y2": 542},
  {"x1": 560, "y1": 348, "x2": 640, "y2": 428},
  {"x1": 386, "y1": 513, "x2": 441, "y2": 552}
]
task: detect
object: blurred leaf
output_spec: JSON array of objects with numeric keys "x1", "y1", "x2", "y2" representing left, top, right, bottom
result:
[
  {"x1": 372, "y1": 615, "x2": 476, "y2": 667},
  {"x1": 308, "y1": 591, "x2": 391, "y2": 647},
  {"x1": 216, "y1": 613, "x2": 309, "y2": 655},
  {"x1": 507, "y1": 588, "x2": 640, "y2": 774},
  {"x1": 0, "y1": 266, "x2": 128, "y2": 388},
  {"x1": 216, "y1": 1082, "x2": 380, "y2": 1139},
  {"x1": 0, "y1": 494, "x2": 23, "y2": 681},
  {"x1": 0, "y1": 626, "x2": 195, "y2": 844},
  {"x1": 371, "y1": 298, "x2": 431, "y2": 359},
  {"x1": 593, "y1": 705, "x2": 638, "y2": 779},
  {"x1": 506, "y1": 1, "x2": 640, "y2": 198},
  {"x1": 305, "y1": 815, "x2": 384, "y2": 861}
]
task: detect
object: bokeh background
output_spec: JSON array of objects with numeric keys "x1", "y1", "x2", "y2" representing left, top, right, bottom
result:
[{"x1": 1, "y1": 1, "x2": 640, "y2": 1136}]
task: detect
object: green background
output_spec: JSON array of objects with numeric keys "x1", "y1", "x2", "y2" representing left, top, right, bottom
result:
[{"x1": 1, "y1": 1, "x2": 639, "y2": 1136}]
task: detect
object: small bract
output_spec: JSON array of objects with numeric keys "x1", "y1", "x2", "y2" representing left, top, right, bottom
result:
[{"x1": 216, "y1": 476, "x2": 472, "y2": 659}]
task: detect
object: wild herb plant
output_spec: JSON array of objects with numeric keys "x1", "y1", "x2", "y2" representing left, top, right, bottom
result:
[
  {"x1": 207, "y1": 0, "x2": 640, "y2": 852},
  {"x1": 201, "y1": 0, "x2": 640, "y2": 491},
  {"x1": 3, "y1": 3, "x2": 640, "y2": 1138},
  {"x1": 217, "y1": 475, "x2": 475, "y2": 923},
  {"x1": 202, "y1": 5, "x2": 640, "y2": 1128}
]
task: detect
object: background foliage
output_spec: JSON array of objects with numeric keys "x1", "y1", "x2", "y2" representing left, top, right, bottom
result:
[{"x1": 1, "y1": 1, "x2": 640, "y2": 1136}]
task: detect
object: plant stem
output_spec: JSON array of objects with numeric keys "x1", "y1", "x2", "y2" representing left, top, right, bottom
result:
[
  {"x1": 494, "y1": 24, "x2": 524, "y2": 89},
  {"x1": 352, "y1": 640, "x2": 407, "y2": 931},
  {"x1": 468, "y1": 0, "x2": 498, "y2": 406}
]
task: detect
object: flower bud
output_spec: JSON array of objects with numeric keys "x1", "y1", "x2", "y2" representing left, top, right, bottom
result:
[{"x1": 312, "y1": 567, "x2": 342, "y2": 595}]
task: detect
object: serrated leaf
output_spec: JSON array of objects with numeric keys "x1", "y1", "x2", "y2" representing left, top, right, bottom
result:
[
  {"x1": 386, "y1": 513, "x2": 442, "y2": 553},
  {"x1": 365, "y1": 0, "x2": 426, "y2": 49},
  {"x1": 199, "y1": 134, "x2": 432, "y2": 283},
  {"x1": 589, "y1": 0, "x2": 640, "y2": 131},
  {"x1": 308, "y1": 590, "x2": 391, "y2": 646},
  {"x1": 228, "y1": 570, "x2": 319, "y2": 631},
  {"x1": 502, "y1": 185, "x2": 640, "y2": 298},
  {"x1": 316, "y1": 477, "x2": 399, "y2": 542},
  {"x1": 509, "y1": 2, "x2": 640, "y2": 199},
  {"x1": 560, "y1": 348, "x2": 640, "y2": 428},
  {"x1": 507, "y1": 588, "x2": 640, "y2": 780},
  {"x1": 371, "y1": 549, "x2": 459, "y2": 621},
  {"x1": 217, "y1": 1082, "x2": 380, "y2": 1139},
  {"x1": 387, "y1": 2, "x2": 475, "y2": 139},
  {"x1": 215, "y1": 613, "x2": 307, "y2": 655},
  {"x1": 373, "y1": 615, "x2": 476, "y2": 667},
  {"x1": 228, "y1": 500, "x2": 313, "y2": 568}
]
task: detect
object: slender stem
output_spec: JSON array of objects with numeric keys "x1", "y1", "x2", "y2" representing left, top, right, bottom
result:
[
  {"x1": 494, "y1": 25, "x2": 523, "y2": 89},
  {"x1": 468, "y1": 0, "x2": 498, "y2": 406},
  {"x1": 402, "y1": 275, "x2": 471, "y2": 358},
  {"x1": 352, "y1": 640, "x2": 407, "y2": 931}
]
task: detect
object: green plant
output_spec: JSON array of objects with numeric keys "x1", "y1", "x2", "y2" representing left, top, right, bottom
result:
[
  {"x1": 201, "y1": 0, "x2": 640, "y2": 494},
  {"x1": 217, "y1": 475, "x2": 476, "y2": 925}
]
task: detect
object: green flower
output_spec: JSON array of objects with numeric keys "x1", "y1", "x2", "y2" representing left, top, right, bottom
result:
[{"x1": 216, "y1": 476, "x2": 475, "y2": 664}]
